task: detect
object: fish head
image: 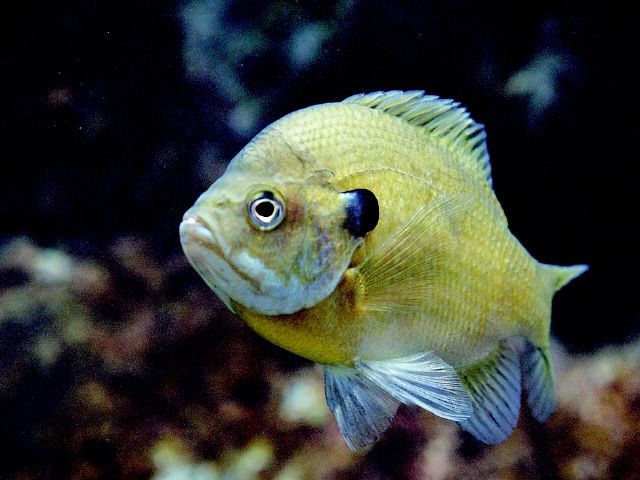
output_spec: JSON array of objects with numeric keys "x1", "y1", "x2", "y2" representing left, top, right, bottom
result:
[{"x1": 179, "y1": 168, "x2": 378, "y2": 316}]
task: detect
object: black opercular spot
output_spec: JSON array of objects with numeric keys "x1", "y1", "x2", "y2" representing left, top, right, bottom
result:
[{"x1": 342, "y1": 189, "x2": 379, "y2": 238}]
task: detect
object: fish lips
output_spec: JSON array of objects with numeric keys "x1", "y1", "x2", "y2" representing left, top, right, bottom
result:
[
  {"x1": 179, "y1": 209, "x2": 236, "y2": 303},
  {"x1": 180, "y1": 209, "x2": 227, "y2": 255}
]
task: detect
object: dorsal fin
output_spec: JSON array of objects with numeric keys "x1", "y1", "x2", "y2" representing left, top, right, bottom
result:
[{"x1": 342, "y1": 90, "x2": 493, "y2": 187}]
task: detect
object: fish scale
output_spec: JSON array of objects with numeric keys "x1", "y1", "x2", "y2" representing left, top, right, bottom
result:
[{"x1": 180, "y1": 91, "x2": 587, "y2": 448}]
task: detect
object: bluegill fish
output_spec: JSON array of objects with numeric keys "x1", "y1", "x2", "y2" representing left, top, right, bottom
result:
[{"x1": 179, "y1": 91, "x2": 587, "y2": 449}]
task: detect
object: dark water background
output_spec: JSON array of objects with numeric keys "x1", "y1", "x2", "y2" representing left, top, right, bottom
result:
[
  {"x1": 1, "y1": 1, "x2": 636, "y2": 350},
  {"x1": 1, "y1": 2, "x2": 639, "y2": 479}
]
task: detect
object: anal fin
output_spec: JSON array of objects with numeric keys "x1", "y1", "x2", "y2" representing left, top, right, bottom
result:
[
  {"x1": 457, "y1": 340, "x2": 522, "y2": 445},
  {"x1": 522, "y1": 341, "x2": 556, "y2": 421}
]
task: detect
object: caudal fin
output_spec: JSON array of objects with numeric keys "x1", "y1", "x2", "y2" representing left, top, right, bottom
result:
[{"x1": 549, "y1": 264, "x2": 588, "y2": 292}]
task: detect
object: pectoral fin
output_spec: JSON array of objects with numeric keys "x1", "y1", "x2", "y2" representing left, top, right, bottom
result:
[
  {"x1": 456, "y1": 340, "x2": 522, "y2": 444},
  {"x1": 354, "y1": 194, "x2": 473, "y2": 313}
]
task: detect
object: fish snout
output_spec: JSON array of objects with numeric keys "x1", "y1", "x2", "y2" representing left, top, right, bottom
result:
[
  {"x1": 180, "y1": 213, "x2": 211, "y2": 242},
  {"x1": 179, "y1": 208, "x2": 226, "y2": 253}
]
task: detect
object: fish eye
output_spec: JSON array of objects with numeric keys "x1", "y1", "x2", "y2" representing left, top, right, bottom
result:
[{"x1": 247, "y1": 190, "x2": 285, "y2": 230}]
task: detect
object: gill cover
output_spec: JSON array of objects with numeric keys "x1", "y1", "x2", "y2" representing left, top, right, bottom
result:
[{"x1": 180, "y1": 175, "x2": 380, "y2": 316}]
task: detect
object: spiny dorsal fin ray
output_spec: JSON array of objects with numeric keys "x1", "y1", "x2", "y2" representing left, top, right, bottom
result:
[
  {"x1": 456, "y1": 339, "x2": 523, "y2": 444},
  {"x1": 342, "y1": 90, "x2": 492, "y2": 187},
  {"x1": 352, "y1": 194, "x2": 473, "y2": 313}
]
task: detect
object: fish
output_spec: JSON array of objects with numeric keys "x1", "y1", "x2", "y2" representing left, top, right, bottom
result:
[{"x1": 179, "y1": 90, "x2": 588, "y2": 449}]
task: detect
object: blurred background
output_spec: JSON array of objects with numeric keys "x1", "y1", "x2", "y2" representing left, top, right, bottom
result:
[{"x1": 0, "y1": 1, "x2": 637, "y2": 479}]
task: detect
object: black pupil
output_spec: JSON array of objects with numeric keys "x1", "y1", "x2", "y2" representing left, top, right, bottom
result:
[{"x1": 255, "y1": 199, "x2": 275, "y2": 219}]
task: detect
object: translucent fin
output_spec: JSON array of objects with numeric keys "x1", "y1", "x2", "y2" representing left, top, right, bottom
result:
[
  {"x1": 548, "y1": 263, "x2": 588, "y2": 292},
  {"x1": 457, "y1": 340, "x2": 522, "y2": 444},
  {"x1": 522, "y1": 341, "x2": 555, "y2": 421},
  {"x1": 354, "y1": 194, "x2": 472, "y2": 313},
  {"x1": 324, "y1": 365, "x2": 400, "y2": 450},
  {"x1": 355, "y1": 352, "x2": 473, "y2": 421},
  {"x1": 342, "y1": 90, "x2": 492, "y2": 187}
]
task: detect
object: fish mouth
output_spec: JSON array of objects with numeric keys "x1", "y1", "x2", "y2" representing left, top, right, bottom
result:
[
  {"x1": 179, "y1": 209, "x2": 229, "y2": 255},
  {"x1": 179, "y1": 208, "x2": 237, "y2": 307},
  {"x1": 179, "y1": 209, "x2": 299, "y2": 314},
  {"x1": 179, "y1": 208, "x2": 311, "y2": 316}
]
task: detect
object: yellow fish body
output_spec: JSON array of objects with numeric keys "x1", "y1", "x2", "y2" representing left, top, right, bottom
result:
[{"x1": 180, "y1": 91, "x2": 587, "y2": 448}]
